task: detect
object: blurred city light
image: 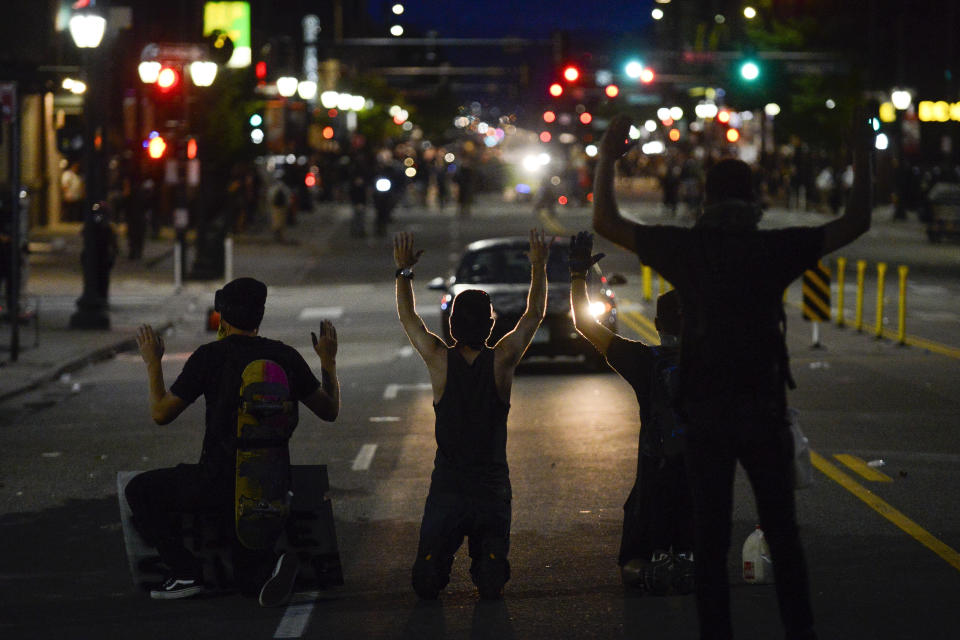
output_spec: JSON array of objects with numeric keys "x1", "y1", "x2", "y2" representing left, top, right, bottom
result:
[
  {"x1": 390, "y1": 25, "x2": 404, "y2": 37},
  {"x1": 297, "y1": 80, "x2": 317, "y2": 100},
  {"x1": 549, "y1": 83, "x2": 563, "y2": 97},
  {"x1": 695, "y1": 102, "x2": 718, "y2": 119},
  {"x1": 825, "y1": 99, "x2": 836, "y2": 109},
  {"x1": 744, "y1": 6, "x2": 757, "y2": 19},
  {"x1": 630, "y1": 125, "x2": 643, "y2": 139},
  {"x1": 891, "y1": 90, "x2": 912, "y2": 110},
  {"x1": 277, "y1": 76, "x2": 298, "y2": 97},
  {"x1": 392, "y1": 3, "x2": 405, "y2": 15},
  {"x1": 138, "y1": 61, "x2": 161, "y2": 84},
  {"x1": 642, "y1": 141, "x2": 665, "y2": 154},
  {"x1": 726, "y1": 128, "x2": 740, "y2": 142},
  {"x1": 640, "y1": 68, "x2": 655, "y2": 83},
  {"x1": 563, "y1": 65, "x2": 580, "y2": 82},
  {"x1": 668, "y1": 128, "x2": 680, "y2": 141},
  {"x1": 189, "y1": 61, "x2": 218, "y2": 87},
  {"x1": 543, "y1": 110, "x2": 556, "y2": 123},
  {"x1": 651, "y1": 8, "x2": 664, "y2": 20},
  {"x1": 764, "y1": 103, "x2": 781, "y2": 117},
  {"x1": 579, "y1": 112, "x2": 593, "y2": 124},
  {"x1": 740, "y1": 61, "x2": 760, "y2": 81},
  {"x1": 585, "y1": 144, "x2": 598, "y2": 157},
  {"x1": 625, "y1": 60, "x2": 644, "y2": 79},
  {"x1": 875, "y1": 133, "x2": 889, "y2": 150},
  {"x1": 643, "y1": 120, "x2": 657, "y2": 132},
  {"x1": 605, "y1": 84, "x2": 620, "y2": 98},
  {"x1": 670, "y1": 106, "x2": 683, "y2": 120}
]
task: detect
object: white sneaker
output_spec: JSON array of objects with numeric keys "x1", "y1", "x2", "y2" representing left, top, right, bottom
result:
[
  {"x1": 150, "y1": 577, "x2": 203, "y2": 600},
  {"x1": 259, "y1": 552, "x2": 299, "y2": 607}
]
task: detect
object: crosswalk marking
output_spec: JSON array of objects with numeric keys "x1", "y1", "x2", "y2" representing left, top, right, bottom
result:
[
  {"x1": 351, "y1": 444, "x2": 378, "y2": 471},
  {"x1": 383, "y1": 383, "x2": 432, "y2": 399},
  {"x1": 298, "y1": 307, "x2": 343, "y2": 321}
]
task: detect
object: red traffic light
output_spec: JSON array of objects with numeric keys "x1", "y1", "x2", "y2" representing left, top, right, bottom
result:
[
  {"x1": 717, "y1": 110, "x2": 731, "y2": 124},
  {"x1": 604, "y1": 84, "x2": 620, "y2": 98},
  {"x1": 255, "y1": 60, "x2": 267, "y2": 81},
  {"x1": 562, "y1": 65, "x2": 580, "y2": 82},
  {"x1": 579, "y1": 112, "x2": 593, "y2": 125},
  {"x1": 726, "y1": 128, "x2": 740, "y2": 142},
  {"x1": 186, "y1": 138, "x2": 198, "y2": 160},
  {"x1": 639, "y1": 67, "x2": 655, "y2": 84},
  {"x1": 549, "y1": 83, "x2": 563, "y2": 97},
  {"x1": 156, "y1": 66, "x2": 180, "y2": 93}
]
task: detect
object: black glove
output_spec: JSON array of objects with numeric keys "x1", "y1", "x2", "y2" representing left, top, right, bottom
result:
[{"x1": 568, "y1": 231, "x2": 604, "y2": 276}]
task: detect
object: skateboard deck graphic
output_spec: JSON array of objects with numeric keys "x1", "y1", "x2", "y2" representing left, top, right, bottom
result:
[{"x1": 235, "y1": 359, "x2": 297, "y2": 550}]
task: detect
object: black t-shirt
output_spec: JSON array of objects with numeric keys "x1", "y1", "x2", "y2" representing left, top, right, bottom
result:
[
  {"x1": 634, "y1": 224, "x2": 825, "y2": 400},
  {"x1": 170, "y1": 335, "x2": 321, "y2": 474}
]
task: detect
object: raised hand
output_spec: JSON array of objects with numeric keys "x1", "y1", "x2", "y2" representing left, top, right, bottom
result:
[
  {"x1": 393, "y1": 231, "x2": 424, "y2": 270},
  {"x1": 525, "y1": 228, "x2": 553, "y2": 266},
  {"x1": 311, "y1": 319, "x2": 338, "y2": 363},
  {"x1": 568, "y1": 230, "x2": 605, "y2": 275},
  {"x1": 599, "y1": 114, "x2": 634, "y2": 160},
  {"x1": 136, "y1": 324, "x2": 164, "y2": 365}
]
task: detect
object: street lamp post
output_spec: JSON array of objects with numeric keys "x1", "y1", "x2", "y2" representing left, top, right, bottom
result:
[{"x1": 68, "y1": 3, "x2": 111, "y2": 330}]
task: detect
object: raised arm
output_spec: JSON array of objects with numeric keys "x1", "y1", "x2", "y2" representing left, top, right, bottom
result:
[
  {"x1": 593, "y1": 114, "x2": 642, "y2": 253},
  {"x1": 136, "y1": 324, "x2": 188, "y2": 425},
  {"x1": 821, "y1": 106, "x2": 874, "y2": 255},
  {"x1": 393, "y1": 232, "x2": 447, "y2": 373},
  {"x1": 568, "y1": 231, "x2": 615, "y2": 355},
  {"x1": 495, "y1": 229, "x2": 550, "y2": 368},
  {"x1": 302, "y1": 319, "x2": 339, "y2": 421}
]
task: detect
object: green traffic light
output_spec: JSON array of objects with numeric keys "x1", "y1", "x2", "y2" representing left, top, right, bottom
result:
[
  {"x1": 249, "y1": 114, "x2": 263, "y2": 127},
  {"x1": 740, "y1": 61, "x2": 760, "y2": 81}
]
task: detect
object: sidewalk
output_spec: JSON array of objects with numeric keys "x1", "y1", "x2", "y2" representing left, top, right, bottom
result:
[{"x1": 0, "y1": 201, "x2": 351, "y2": 402}]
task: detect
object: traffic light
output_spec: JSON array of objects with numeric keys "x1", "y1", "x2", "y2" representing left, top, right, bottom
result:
[
  {"x1": 739, "y1": 60, "x2": 760, "y2": 82},
  {"x1": 156, "y1": 66, "x2": 180, "y2": 94},
  {"x1": 186, "y1": 137, "x2": 198, "y2": 160},
  {"x1": 604, "y1": 84, "x2": 620, "y2": 98},
  {"x1": 248, "y1": 112, "x2": 264, "y2": 145},
  {"x1": 548, "y1": 83, "x2": 563, "y2": 97},
  {"x1": 640, "y1": 67, "x2": 655, "y2": 84},
  {"x1": 562, "y1": 65, "x2": 580, "y2": 82},
  {"x1": 726, "y1": 128, "x2": 741, "y2": 143}
]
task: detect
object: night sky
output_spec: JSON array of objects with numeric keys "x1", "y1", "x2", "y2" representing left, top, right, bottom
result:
[{"x1": 369, "y1": 0, "x2": 656, "y2": 38}]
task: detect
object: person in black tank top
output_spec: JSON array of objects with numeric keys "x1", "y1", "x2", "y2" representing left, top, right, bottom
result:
[{"x1": 393, "y1": 230, "x2": 550, "y2": 600}]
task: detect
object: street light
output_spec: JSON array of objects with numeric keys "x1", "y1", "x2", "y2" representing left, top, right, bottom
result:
[
  {"x1": 188, "y1": 61, "x2": 218, "y2": 87},
  {"x1": 69, "y1": 2, "x2": 111, "y2": 330},
  {"x1": 891, "y1": 89, "x2": 912, "y2": 111},
  {"x1": 276, "y1": 76, "x2": 298, "y2": 98}
]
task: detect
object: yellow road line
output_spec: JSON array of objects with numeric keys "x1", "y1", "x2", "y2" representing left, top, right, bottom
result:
[
  {"x1": 832, "y1": 453, "x2": 893, "y2": 482},
  {"x1": 619, "y1": 310, "x2": 660, "y2": 344},
  {"x1": 811, "y1": 450, "x2": 960, "y2": 572}
]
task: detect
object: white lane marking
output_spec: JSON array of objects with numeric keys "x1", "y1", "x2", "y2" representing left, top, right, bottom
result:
[
  {"x1": 351, "y1": 444, "x2": 378, "y2": 471},
  {"x1": 369, "y1": 416, "x2": 400, "y2": 422},
  {"x1": 383, "y1": 383, "x2": 432, "y2": 399},
  {"x1": 274, "y1": 592, "x2": 319, "y2": 638},
  {"x1": 298, "y1": 307, "x2": 344, "y2": 321}
]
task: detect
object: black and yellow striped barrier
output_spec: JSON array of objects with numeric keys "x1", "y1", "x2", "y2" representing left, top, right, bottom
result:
[{"x1": 802, "y1": 261, "x2": 831, "y2": 322}]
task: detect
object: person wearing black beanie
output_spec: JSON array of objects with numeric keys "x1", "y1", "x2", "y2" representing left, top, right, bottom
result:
[{"x1": 129, "y1": 277, "x2": 340, "y2": 607}]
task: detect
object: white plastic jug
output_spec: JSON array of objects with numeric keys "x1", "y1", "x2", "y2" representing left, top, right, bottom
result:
[{"x1": 742, "y1": 525, "x2": 773, "y2": 584}]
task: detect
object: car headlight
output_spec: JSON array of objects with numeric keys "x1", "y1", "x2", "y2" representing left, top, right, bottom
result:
[{"x1": 589, "y1": 300, "x2": 611, "y2": 318}]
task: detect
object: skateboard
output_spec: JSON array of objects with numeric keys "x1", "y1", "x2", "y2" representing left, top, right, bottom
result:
[{"x1": 234, "y1": 359, "x2": 298, "y2": 550}]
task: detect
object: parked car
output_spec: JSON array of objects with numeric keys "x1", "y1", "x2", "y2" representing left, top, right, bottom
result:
[{"x1": 428, "y1": 236, "x2": 625, "y2": 369}]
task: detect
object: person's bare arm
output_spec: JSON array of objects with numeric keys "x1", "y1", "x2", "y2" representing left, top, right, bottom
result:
[
  {"x1": 593, "y1": 114, "x2": 642, "y2": 253},
  {"x1": 302, "y1": 319, "x2": 339, "y2": 421},
  {"x1": 394, "y1": 232, "x2": 447, "y2": 398},
  {"x1": 821, "y1": 106, "x2": 874, "y2": 255},
  {"x1": 495, "y1": 229, "x2": 550, "y2": 368},
  {"x1": 136, "y1": 324, "x2": 188, "y2": 425},
  {"x1": 568, "y1": 231, "x2": 615, "y2": 355}
]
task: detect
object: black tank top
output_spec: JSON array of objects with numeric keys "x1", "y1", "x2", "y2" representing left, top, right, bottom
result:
[{"x1": 431, "y1": 347, "x2": 511, "y2": 498}]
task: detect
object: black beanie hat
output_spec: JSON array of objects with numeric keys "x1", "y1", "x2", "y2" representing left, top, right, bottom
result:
[
  {"x1": 215, "y1": 277, "x2": 267, "y2": 331},
  {"x1": 704, "y1": 158, "x2": 755, "y2": 203},
  {"x1": 449, "y1": 289, "x2": 493, "y2": 349}
]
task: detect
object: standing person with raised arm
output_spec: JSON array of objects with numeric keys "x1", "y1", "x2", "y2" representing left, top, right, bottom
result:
[
  {"x1": 592, "y1": 109, "x2": 873, "y2": 639},
  {"x1": 393, "y1": 229, "x2": 550, "y2": 600}
]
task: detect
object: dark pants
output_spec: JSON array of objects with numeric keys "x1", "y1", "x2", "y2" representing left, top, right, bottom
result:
[
  {"x1": 619, "y1": 452, "x2": 694, "y2": 566},
  {"x1": 125, "y1": 464, "x2": 276, "y2": 593},
  {"x1": 683, "y1": 395, "x2": 816, "y2": 640},
  {"x1": 412, "y1": 488, "x2": 511, "y2": 597}
]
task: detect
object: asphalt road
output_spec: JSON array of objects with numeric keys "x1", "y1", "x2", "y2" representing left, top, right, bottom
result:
[{"x1": 1, "y1": 199, "x2": 958, "y2": 639}]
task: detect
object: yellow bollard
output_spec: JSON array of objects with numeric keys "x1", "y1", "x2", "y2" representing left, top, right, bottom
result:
[
  {"x1": 642, "y1": 265, "x2": 652, "y2": 301},
  {"x1": 897, "y1": 265, "x2": 909, "y2": 345},
  {"x1": 836, "y1": 257, "x2": 847, "y2": 327},
  {"x1": 854, "y1": 260, "x2": 866, "y2": 332},
  {"x1": 875, "y1": 262, "x2": 887, "y2": 339}
]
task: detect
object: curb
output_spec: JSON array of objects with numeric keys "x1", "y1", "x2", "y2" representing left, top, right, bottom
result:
[{"x1": 0, "y1": 321, "x2": 172, "y2": 404}]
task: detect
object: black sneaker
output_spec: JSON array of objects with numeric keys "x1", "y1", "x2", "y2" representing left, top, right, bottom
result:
[
  {"x1": 150, "y1": 577, "x2": 203, "y2": 600},
  {"x1": 259, "y1": 552, "x2": 299, "y2": 607},
  {"x1": 671, "y1": 551, "x2": 695, "y2": 595},
  {"x1": 642, "y1": 550, "x2": 674, "y2": 596}
]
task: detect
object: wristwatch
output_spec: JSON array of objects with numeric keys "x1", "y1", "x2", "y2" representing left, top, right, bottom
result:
[{"x1": 395, "y1": 267, "x2": 414, "y2": 279}]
